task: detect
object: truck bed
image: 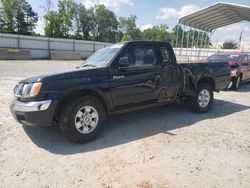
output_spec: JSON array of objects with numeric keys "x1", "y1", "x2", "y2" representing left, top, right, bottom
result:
[{"x1": 180, "y1": 62, "x2": 231, "y2": 91}]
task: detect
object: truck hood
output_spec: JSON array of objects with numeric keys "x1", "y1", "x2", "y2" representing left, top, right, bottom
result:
[{"x1": 19, "y1": 66, "x2": 107, "y2": 84}]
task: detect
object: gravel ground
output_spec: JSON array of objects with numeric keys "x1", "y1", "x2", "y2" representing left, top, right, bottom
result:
[{"x1": 0, "y1": 60, "x2": 250, "y2": 188}]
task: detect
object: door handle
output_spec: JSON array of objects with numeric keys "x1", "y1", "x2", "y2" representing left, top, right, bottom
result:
[{"x1": 155, "y1": 74, "x2": 161, "y2": 89}]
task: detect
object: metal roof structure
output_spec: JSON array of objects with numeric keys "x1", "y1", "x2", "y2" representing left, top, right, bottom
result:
[{"x1": 178, "y1": 2, "x2": 250, "y2": 32}]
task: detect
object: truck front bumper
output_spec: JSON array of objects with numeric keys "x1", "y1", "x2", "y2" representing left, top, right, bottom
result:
[{"x1": 10, "y1": 99, "x2": 58, "y2": 126}]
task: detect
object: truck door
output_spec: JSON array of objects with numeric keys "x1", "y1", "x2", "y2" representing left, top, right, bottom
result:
[
  {"x1": 109, "y1": 44, "x2": 161, "y2": 107},
  {"x1": 158, "y1": 44, "x2": 180, "y2": 100}
]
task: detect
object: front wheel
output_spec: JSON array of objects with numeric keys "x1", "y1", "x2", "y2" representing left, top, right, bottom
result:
[
  {"x1": 59, "y1": 96, "x2": 106, "y2": 143},
  {"x1": 188, "y1": 83, "x2": 214, "y2": 113}
]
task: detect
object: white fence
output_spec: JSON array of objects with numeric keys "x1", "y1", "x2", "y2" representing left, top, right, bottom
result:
[
  {"x1": 0, "y1": 33, "x2": 110, "y2": 59},
  {"x1": 0, "y1": 33, "x2": 249, "y2": 60}
]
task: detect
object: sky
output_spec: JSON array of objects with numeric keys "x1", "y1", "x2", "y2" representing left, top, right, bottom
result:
[{"x1": 28, "y1": 0, "x2": 250, "y2": 44}]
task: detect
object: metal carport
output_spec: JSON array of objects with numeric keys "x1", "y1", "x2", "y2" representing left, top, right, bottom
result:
[{"x1": 174, "y1": 2, "x2": 250, "y2": 61}]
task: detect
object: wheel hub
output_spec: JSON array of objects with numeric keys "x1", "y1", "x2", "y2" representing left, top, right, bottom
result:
[
  {"x1": 74, "y1": 106, "x2": 99, "y2": 134},
  {"x1": 198, "y1": 89, "x2": 210, "y2": 108}
]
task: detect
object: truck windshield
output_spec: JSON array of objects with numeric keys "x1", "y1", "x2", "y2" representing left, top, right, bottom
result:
[
  {"x1": 207, "y1": 55, "x2": 240, "y2": 62},
  {"x1": 82, "y1": 44, "x2": 124, "y2": 67}
]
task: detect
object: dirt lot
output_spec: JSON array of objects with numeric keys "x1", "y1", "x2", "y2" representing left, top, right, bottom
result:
[{"x1": 0, "y1": 60, "x2": 250, "y2": 188}]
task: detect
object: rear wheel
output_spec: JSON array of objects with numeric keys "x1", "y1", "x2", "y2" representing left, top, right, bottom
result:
[
  {"x1": 189, "y1": 83, "x2": 213, "y2": 113},
  {"x1": 231, "y1": 76, "x2": 241, "y2": 90},
  {"x1": 59, "y1": 96, "x2": 106, "y2": 143}
]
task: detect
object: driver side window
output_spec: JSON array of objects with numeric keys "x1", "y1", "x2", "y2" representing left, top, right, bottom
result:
[
  {"x1": 122, "y1": 46, "x2": 156, "y2": 67},
  {"x1": 160, "y1": 46, "x2": 171, "y2": 63}
]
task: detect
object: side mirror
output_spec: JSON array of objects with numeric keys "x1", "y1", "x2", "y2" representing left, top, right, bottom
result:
[{"x1": 118, "y1": 57, "x2": 130, "y2": 68}]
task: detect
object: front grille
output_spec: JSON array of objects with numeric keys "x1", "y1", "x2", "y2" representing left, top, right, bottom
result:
[
  {"x1": 14, "y1": 84, "x2": 24, "y2": 97},
  {"x1": 14, "y1": 83, "x2": 32, "y2": 97}
]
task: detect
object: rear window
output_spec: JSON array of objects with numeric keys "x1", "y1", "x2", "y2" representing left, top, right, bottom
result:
[{"x1": 207, "y1": 55, "x2": 240, "y2": 62}]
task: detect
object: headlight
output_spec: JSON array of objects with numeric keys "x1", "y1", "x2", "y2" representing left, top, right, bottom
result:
[
  {"x1": 14, "y1": 82, "x2": 42, "y2": 98},
  {"x1": 29, "y1": 82, "x2": 42, "y2": 97}
]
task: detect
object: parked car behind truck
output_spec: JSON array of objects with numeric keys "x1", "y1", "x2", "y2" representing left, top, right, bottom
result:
[
  {"x1": 10, "y1": 41, "x2": 231, "y2": 143},
  {"x1": 200, "y1": 53, "x2": 250, "y2": 90}
]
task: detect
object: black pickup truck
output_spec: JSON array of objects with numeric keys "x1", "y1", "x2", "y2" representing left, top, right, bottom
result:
[{"x1": 10, "y1": 41, "x2": 231, "y2": 143}]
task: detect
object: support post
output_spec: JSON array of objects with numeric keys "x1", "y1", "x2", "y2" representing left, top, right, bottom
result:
[
  {"x1": 48, "y1": 37, "x2": 51, "y2": 59},
  {"x1": 175, "y1": 24, "x2": 180, "y2": 48},
  {"x1": 190, "y1": 29, "x2": 196, "y2": 61},
  {"x1": 203, "y1": 32, "x2": 209, "y2": 58},
  {"x1": 197, "y1": 32, "x2": 204, "y2": 60},
  {"x1": 93, "y1": 42, "x2": 96, "y2": 53},
  {"x1": 186, "y1": 27, "x2": 190, "y2": 61},
  {"x1": 195, "y1": 31, "x2": 201, "y2": 60},
  {"x1": 180, "y1": 25, "x2": 185, "y2": 62}
]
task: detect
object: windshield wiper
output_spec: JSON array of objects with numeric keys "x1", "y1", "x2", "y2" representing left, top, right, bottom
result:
[
  {"x1": 81, "y1": 64, "x2": 97, "y2": 67},
  {"x1": 76, "y1": 64, "x2": 97, "y2": 69},
  {"x1": 82, "y1": 64, "x2": 97, "y2": 67}
]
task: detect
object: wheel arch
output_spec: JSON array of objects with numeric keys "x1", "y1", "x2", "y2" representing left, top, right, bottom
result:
[
  {"x1": 197, "y1": 77, "x2": 215, "y2": 91},
  {"x1": 53, "y1": 89, "x2": 111, "y2": 122}
]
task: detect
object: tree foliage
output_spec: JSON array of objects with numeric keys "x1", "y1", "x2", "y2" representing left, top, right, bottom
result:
[
  {"x1": 93, "y1": 5, "x2": 118, "y2": 42},
  {"x1": 142, "y1": 24, "x2": 171, "y2": 42},
  {"x1": 119, "y1": 15, "x2": 141, "y2": 41},
  {"x1": 0, "y1": 0, "x2": 38, "y2": 35},
  {"x1": 44, "y1": 0, "x2": 76, "y2": 38},
  {"x1": 221, "y1": 40, "x2": 238, "y2": 49}
]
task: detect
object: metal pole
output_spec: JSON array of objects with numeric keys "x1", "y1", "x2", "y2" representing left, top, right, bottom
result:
[
  {"x1": 48, "y1": 37, "x2": 51, "y2": 59},
  {"x1": 180, "y1": 25, "x2": 185, "y2": 62},
  {"x1": 197, "y1": 32, "x2": 204, "y2": 60},
  {"x1": 195, "y1": 31, "x2": 201, "y2": 60},
  {"x1": 186, "y1": 27, "x2": 190, "y2": 61},
  {"x1": 207, "y1": 33, "x2": 212, "y2": 58},
  {"x1": 17, "y1": 33, "x2": 20, "y2": 49},
  {"x1": 207, "y1": 30, "x2": 215, "y2": 58},
  {"x1": 204, "y1": 32, "x2": 209, "y2": 59},
  {"x1": 175, "y1": 24, "x2": 180, "y2": 48},
  {"x1": 17, "y1": 20, "x2": 20, "y2": 49},
  {"x1": 190, "y1": 29, "x2": 195, "y2": 61}
]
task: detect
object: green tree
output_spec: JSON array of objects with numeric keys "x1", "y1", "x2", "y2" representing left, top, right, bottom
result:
[
  {"x1": 58, "y1": 0, "x2": 76, "y2": 38},
  {"x1": 0, "y1": 0, "x2": 38, "y2": 35},
  {"x1": 44, "y1": 11, "x2": 62, "y2": 37},
  {"x1": 119, "y1": 15, "x2": 141, "y2": 40},
  {"x1": 221, "y1": 40, "x2": 238, "y2": 49},
  {"x1": 142, "y1": 24, "x2": 171, "y2": 42},
  {"x1": 75, "y1": 4, "x2": 95, "y2": 40},
  {"x1": 121, "y1": 33, "x2": 132, "y2": 41},
  {"x1": 0, "y1": 2, "x2": 5, "y2": 32},
  {"x1": 94, "y1": 5, "x2": 118, "y2": 42},
  {"x1": 44, "y1": 0, "x2": 77, "y2": 38},
  {"x1": 39, "y1": 0, "x2": 53, "y2": 28}
]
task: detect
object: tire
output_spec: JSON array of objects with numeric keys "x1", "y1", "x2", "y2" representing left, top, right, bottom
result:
[
  {"x1": 59, "y1": 96, "x2": 106, "y2": 143},
  {"x1": 188, "y1": 83, "x2": 214, "y2": 113},
  {"x1": 231, "y1": 76, "x2": 241, "y2": 90}
]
